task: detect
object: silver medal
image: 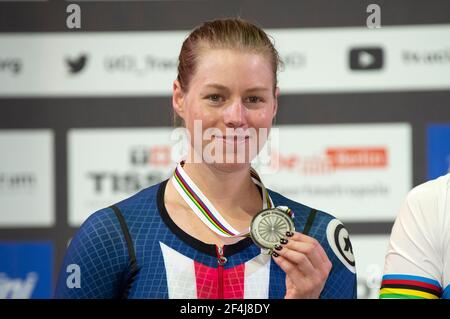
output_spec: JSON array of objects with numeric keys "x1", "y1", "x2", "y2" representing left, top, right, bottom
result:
[{"x1": 250, "y1": 208, "x2": 295, "y2": 250}]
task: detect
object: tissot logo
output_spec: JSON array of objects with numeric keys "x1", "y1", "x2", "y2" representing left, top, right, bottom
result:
[
  {"x1": 349, "y1": 47, "x2": 384, "y2": 70},
  {"x1": 66, "y1": 54, "x2": 88, "y2": 74},
  {"x1": 88, "y1": 172, "x2": 166, "y2": 194},
  {"x1": 87, "y1": 146, "x2": 172, "y2": 194}
]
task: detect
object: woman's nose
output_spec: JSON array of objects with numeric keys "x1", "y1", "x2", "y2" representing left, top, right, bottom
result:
[{"x1": 223, "y1": 100, "x2": 247, "y2": 128}]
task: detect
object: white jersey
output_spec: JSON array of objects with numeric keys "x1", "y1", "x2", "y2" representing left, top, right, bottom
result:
[{"x1": 380, "y1": 173, "x2": 450, "y2": 299}]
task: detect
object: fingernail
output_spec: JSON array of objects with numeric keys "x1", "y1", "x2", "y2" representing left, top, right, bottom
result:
[
  {"x1": 272, "y1": 252, "x2": 279, "y2": 257},
  {"x1": 274, "y1": 244, "x2": 283, "y2": 251},
  {"x1": 286, "y1": 231, "x2": 294, "y2": 237},
  {"x1": 280, "y1": 238, "x2": 288, "y2": 245}
]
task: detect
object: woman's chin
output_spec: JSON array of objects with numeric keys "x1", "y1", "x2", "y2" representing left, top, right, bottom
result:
[
  {"x1": 207, "y1": 161, "x2": 251, "y2": 173},
  {"x1": 207, "y1": 151, "x2": 258, "y2": 171}
]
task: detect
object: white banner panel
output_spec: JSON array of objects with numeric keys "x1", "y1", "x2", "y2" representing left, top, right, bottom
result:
[
  {"x1": 0, "y1": 130, "x2": 54, "y2": 227},
  {"x1": 276, "y1": 24, "x2": 450, "y2": 93},
  {"x1": 258, "y1": 123, "x2": 412, "y2": 222},
  {"x1": 1, "y1": 24, "x2": 449, "y2": 96},
  {"x1": 0, "y1": 31, "x2": 184, "y2": 97},
  {"x1": 68, "y1": 128, "x2": 179, "y2": 226}
]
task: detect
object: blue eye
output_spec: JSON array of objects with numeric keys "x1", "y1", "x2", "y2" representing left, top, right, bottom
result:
[
  {"x1": 206, "y1": 94, "x2": 223, "y2": 103},
  {"x1": 246, "y1": 96, "x2": 263, "y2": 103}
]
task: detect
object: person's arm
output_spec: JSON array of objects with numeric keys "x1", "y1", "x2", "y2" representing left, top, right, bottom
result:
[
  {"x1": 54, "y1": 208, "x2": 130, "y2": 299},
  {"x1": 380, "y1": 183, "x2": 444, "y2": 299}
]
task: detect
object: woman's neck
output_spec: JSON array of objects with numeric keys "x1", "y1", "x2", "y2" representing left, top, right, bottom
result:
[{"x1": 181, "y1": 161, "x2": 262, "y2": 220}]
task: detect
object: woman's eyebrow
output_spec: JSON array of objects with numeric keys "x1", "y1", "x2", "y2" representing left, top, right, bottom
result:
[
  {"x1": 204, "y1": 83, "x2": 229, "y2": 91},
  {"x1": 245, "y1": 87, "x2": 271, "y2": 93},
  {"x1": 203, "y1": 84, "x2": 271, "y2": 93}
]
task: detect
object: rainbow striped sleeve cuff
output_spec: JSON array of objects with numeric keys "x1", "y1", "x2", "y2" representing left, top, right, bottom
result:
[{"x1": 380, "y1": 274, "x2": 442, "y2": 299}]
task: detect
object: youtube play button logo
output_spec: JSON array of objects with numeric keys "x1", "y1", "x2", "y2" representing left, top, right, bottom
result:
[{"x1": 349, "y1": 47, "x2": 384, "y2": 70}]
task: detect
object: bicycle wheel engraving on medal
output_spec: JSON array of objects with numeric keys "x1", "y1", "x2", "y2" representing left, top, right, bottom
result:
[{"x1": 250, "y1": 208, "x2": 295, "y2": 250}]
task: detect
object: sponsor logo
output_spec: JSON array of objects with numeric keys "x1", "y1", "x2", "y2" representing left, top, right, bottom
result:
[
  {"x1": 0, "y1": 242, "x2": 53, "y2": 299},
  {"x1": 259, "y1": 124, "x2": 411, "y2": 222},
  {"x1": 326, "y1": 219, "x2": 356, "y2": 273},
  {"x1": 274, "y1": 146, "x2": 388, "y2": 175},
  {"x1": 130, "y1": 145, "x2": 172, "y2": 167},
  {"x1": 327, "y1": 147, "x2": 387, "y2": 169},
  {"x1": 87, "y1": 171, "x2": 167, "y2": 194},
  {"x1": 349, "y1": 47, "x2": 384, "y2": 70},
  {"x1": 66, "y1": 53, "x2": 88, "y2": 74},
  {"x1": 0, "y1": 272, "x2": 38, "y2": 299},
  {"x1": 69, "y1": 129, "x2": 178, "y2": 225},
  {"x1": 86, "y1": 144, "x2": 173, "y2": 195}
]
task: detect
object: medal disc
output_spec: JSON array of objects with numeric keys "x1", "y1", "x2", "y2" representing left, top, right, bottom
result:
[{"x1": 250, "y1": 208, "x2": 295, "y2": 250}]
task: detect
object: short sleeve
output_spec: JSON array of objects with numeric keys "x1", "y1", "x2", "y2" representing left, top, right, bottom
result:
[
  {"x1": 380, "y1": 183, "x2": 444, "y2": 299},
  {"x1": 54, "y1": 208, "x2": 130, "y2": 298}
]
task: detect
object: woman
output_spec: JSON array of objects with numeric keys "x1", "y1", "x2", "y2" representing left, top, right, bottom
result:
[{"x1": 55, "y1": 18, "x2": 356, "y2": 299}]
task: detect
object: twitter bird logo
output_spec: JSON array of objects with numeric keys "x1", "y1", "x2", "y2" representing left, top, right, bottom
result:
[{"x1": 66, "y1": 54, "x2": 88, "y2": 74}]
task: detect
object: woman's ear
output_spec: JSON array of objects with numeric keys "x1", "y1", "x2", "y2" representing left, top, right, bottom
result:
[{"x1": 172, "y1": 80, "x2": 185, "y2": 120}]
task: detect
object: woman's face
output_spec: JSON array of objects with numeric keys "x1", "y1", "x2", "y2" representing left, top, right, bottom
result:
[{"x1": 173, "y1": 48, "x2": 278, "y2": 170}]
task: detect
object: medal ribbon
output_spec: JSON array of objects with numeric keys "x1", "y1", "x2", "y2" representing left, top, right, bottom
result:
[{"x1": 171, "y1": 161, "x2": 275, "y2": 238}]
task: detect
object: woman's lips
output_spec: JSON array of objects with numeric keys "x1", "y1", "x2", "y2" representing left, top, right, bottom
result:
[{"x1": 214, "y1": 135, "x2": 250, "y2": 145}]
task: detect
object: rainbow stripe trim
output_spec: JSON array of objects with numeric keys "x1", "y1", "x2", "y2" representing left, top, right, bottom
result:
[
  {"x1": 172, "y1": 163, "x2": 275, "y2": 237},
  {"x1": 173, "y1": 167, "x2": 233, "y2": 236},
  {"x1": 379, "y1": 274, "x2": 442, "y2": 299},
  {"x1": 250, "y1": 169, "x2": 272, "y2": 209}
]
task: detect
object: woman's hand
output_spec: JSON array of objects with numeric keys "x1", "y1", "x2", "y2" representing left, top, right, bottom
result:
[{"x1": 272, "y1": 231, "x2": 332, "y2": 299}]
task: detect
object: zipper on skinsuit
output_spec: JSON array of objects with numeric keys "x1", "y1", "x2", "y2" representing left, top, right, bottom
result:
[{"x1": 216, "y1": 245, "x2": 227, "y2": 299}]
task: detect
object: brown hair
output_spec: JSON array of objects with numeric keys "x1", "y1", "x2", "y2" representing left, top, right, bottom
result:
[{"x1": 174, "y1": 18, "x2": 282, "y2": 126}]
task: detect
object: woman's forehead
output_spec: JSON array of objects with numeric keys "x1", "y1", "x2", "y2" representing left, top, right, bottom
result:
[
  {"x1": 190, "y1": 49, "x2": 274, "y2": 89},
  {"x1": 196, "y1": 48, "x2": 270, "y2": 68}
]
